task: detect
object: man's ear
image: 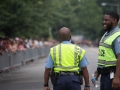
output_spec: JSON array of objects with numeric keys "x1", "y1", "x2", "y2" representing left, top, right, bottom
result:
[
  {"x1": 112, "y1": 18, "x2": 117, "y2": 24},
  {"x1": 58, "y1": 35, "x2": 61, "y2": 41},
  {"x1": 69, "y1": 34, "x2": 71, "y2": 40},
  {"x1": 58, "y1": 35, "x2": 60, "y2": 39}
]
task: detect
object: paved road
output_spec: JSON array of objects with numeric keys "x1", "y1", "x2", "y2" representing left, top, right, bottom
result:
[{"x1": 0, "y1": 47, "x2": 100, "y2": 90}]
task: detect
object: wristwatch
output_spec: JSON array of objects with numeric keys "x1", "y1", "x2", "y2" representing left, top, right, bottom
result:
[
  {"x1": 44, "y1": 83, "x2": 48, "y2": 87},
  {"x1": 85, "y1": 85, "x2": 90, "y2": 88}
]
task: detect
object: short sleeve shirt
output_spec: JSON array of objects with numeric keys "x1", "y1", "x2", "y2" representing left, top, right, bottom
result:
[{"x1": 45, "y1": 41, "x2": 89, "y2": 68}]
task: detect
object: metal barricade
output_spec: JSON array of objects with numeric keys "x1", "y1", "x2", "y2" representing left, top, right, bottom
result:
[
  {"x1": 0, "y1": 46, "x2": 50, "y2": 72},
  {"x1": 0, "y1": 52, "x2": 10, "y2": 70}
]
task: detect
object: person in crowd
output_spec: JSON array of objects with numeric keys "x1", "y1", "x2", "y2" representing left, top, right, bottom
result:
[
  {"x1": 18, "y1": 41, "x2": 26, "y2": 51},
  {"x1": 8, "y1": 38, "x2": 18, "y2": 53}
]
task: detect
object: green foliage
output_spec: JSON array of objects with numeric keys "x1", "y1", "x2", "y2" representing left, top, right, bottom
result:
[
  {"x1": 78, "y1": 0, "x2": 103, "y2": 39},
  {"x1": 97, "y1": 0, "x2": 120, "y2": 13},
  {"x1": 0, "y1": 0, "x2": 107, "y2": 40},
  {"x1": 96, "y1": 0, "x2": 120, "y2": 37}
]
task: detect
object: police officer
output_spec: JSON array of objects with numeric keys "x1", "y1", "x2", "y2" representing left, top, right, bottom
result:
[
  {"x1": 44, "y1": 27, "x2": 90, "y2": 90},
  {"x1": 92, "y1": 11, "x2": 120, "y2": 90}
]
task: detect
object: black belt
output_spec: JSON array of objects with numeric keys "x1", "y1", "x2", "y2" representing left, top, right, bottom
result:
[
  {"x1": 97, "y1": 66, "x2": 116, "y2": 74},
  {"x1": 55, "y1": 72, "x2": 79, "y2": 76}
]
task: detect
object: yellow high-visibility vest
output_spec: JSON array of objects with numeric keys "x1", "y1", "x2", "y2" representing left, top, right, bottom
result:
[
  {"x1": 50, "y1": 44, "x2": 85, "y2": 73},
  {"x1": 98, "y1": 29, "x2": 120, "y2": 67}
]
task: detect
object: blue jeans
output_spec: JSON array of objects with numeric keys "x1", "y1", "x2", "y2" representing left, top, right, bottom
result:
[
  {"x1": 53, "y1": 75, "x2": 81, "y2": 90},
  {"x1": 100, "y1": 74, "x2": 120, "y2": 90}
]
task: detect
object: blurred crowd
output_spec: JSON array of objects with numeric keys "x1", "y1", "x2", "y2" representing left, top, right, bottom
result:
[
  {"x1": 72, "y1": 39, "x2": 99, "y2": 47},
  {"x1": 0, "y1": 37, "x2": 58, "y2": 55}
]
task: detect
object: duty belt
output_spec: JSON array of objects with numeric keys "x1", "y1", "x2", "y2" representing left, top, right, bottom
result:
[
  {"x1": 55, "y1": 72, "x2": 79, "y2": 76},
  {"x1": 97, "y1": 66, "x2": 116, "y2": 74}
]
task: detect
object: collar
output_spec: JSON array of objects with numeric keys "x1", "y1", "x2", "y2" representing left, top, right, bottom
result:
[
  {"x1": 61, "y1": 41, "x2": 72, "y2": 44},
  {"x1": 106, "y1": 26, "x2": 119, "y2": 36}
]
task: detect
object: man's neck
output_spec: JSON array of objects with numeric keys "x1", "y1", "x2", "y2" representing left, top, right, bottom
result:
[{"x1": 107, "y1": 25, "x2": 118, "y2": 33}]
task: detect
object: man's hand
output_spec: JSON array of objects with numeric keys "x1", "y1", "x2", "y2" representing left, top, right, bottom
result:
[
  {"x1": 112, "y1": 54, "x2": 120, "y2": 89},
  {"x1": 112, "y1": 76, "x2": 120, "y2": 89},
  {"x1": 91, "y1": 77, "x2": 96, "y2": 86},
  {"x1": 93, "y1": 71, "x2": 99, "y2": 80},
  {"x1": 91, "y1": 72, "x2": 99, "y2": 86},
  {"x1": 44, "y1": 87, "x2": 50, "y2": 90}
]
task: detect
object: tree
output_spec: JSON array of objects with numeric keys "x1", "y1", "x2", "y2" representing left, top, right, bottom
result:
[{"x1": 0, "y1": 0, "x2": 104, "y2": 40}]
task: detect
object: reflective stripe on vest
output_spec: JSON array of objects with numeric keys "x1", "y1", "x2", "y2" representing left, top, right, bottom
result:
[
  {"x1": 51, "y1": 44, "x2": 85, "y2": 72},
  {"x1": 53, "y1": 44, "x2": 82, "y2": 68},
  {"x1": 99, "y1": 42, "x2": 111, "y2": 48},
  {"x1": 98, "y1": 28, "x2": 120, "y2": 67},
  {"x1": 98, "y1": 60, "x2": 116, "y2": 65},
  {"x1": 53, "y1": 44, "x2": 62, "y2": 66}
]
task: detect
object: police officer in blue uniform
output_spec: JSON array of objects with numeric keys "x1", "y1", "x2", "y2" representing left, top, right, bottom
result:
[
  {"x1": 92, "y1": 11, "x2": 120, "y2": 90},
  {"x1": 44, "y1": 27, "x2": 90, "y2": 90}
]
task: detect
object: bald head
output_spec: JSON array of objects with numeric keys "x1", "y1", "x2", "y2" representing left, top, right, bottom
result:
[{"x1": 58, "y1": 27, "x2": 71, "y2": 42}]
